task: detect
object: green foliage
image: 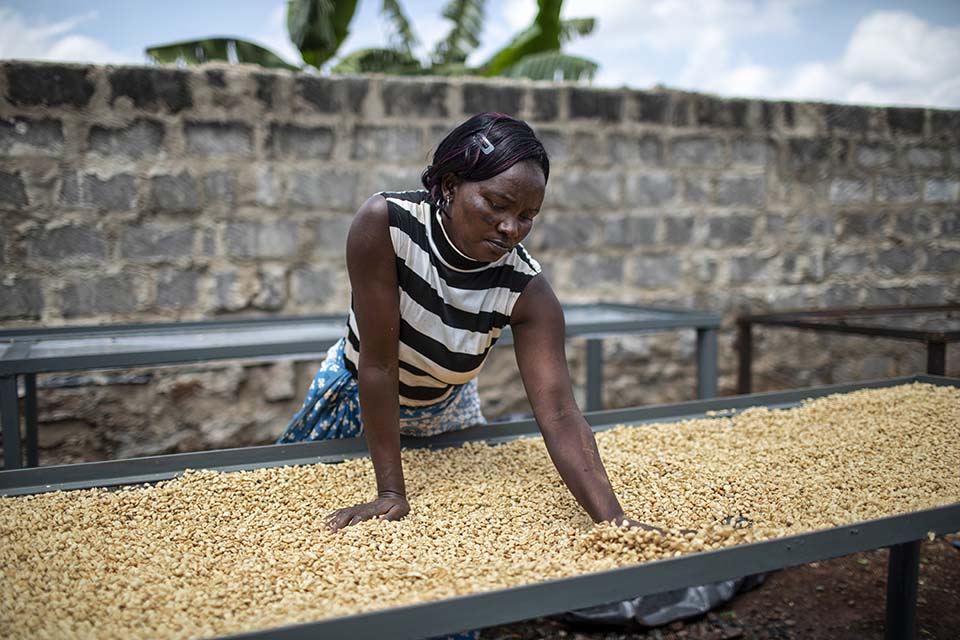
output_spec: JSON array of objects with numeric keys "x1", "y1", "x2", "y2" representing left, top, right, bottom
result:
[
  {"x1": 145, "y1": 38, "x2": 299, "y2": 70},
  {"x1": 432, "y1": 0, "x2": 485, "y2": 66},
  {"x1": 499, "y1": 51, "x2": 597, "y2": 81},
  {"x1": 287, "y1": 0, "x2": 359, "y2": 68},
  {"x1": 143, "y1": 0, "x2": 600, "y2": 83}
]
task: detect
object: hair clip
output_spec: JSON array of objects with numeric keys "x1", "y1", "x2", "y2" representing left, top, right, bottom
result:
[{"x1": 477, "y1": 133, "x2": 495, "y2": 155}]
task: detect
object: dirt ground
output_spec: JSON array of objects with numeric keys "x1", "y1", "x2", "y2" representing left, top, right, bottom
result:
[{"x1": 480, "y1": 536, "x2": 960, "y2": 640}]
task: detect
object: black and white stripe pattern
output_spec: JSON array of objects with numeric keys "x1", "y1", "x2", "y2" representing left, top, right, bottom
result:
[{"x1": 344, "y1": 190, "x2": 542, "y2": 406}]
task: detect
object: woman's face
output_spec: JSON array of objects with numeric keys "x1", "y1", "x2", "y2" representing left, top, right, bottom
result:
[{"x1": 442, "y1": 160, "x2": 546, "y2": 262}]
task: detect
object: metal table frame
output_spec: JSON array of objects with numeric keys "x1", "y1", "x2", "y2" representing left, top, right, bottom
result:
[
  {"x1": 0, "y1": 304, "x2": 721, "y2": 470},
  {"x1": 737, "y1": 304, "x2": 960, "y2": 394},
  {"x1": 1, "y1": 374, "x2": 955, "y2": 640}
]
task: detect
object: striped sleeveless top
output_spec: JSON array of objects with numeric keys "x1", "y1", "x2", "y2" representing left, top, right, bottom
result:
[{"x1": 343, "y1": 190, "x2": 542, "y2": 407}]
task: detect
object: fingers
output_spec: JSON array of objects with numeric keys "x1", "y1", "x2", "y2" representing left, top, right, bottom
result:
[{"x1": 379, "y1": 503, "x2": 406, "y2": 521}]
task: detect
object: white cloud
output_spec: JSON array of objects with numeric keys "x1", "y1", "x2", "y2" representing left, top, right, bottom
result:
[
  {"x1": 0, "y1": 8, "x2": 138, "y2": 64},
  {"x1": 559, "y1": 1, "x2": 959, "y2": 108}
]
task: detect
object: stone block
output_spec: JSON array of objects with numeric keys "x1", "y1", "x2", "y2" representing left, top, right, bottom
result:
[
  {"x1": 781, "y1": 253, "x2": 824, "y2": 284},
  {"x1": 85, "y1": 173, "x2": 137, "y2": 211},
  {"x1": 156, "y1": 270, "x2": 199, "y2": 309},
  {"x1": 802, "y1": 211, "x2": 834, "y2": 238},
  {"x1": 716, "y1": 175, "x2": 765, "y2": 206},
  {"x1": 224, "y1": 221, "x2": 299, "y2": 258},
  {"x1": 463, "y1": 83, "x2": 522, "y2": 115},
  {"x1": 894, "y1": 210, "x2": 935, "y2": 237},
  {"x1": 731, "y1": 138, "x2": 771, "y2": 166},
  {"x1": 608, "y1": 135, "x2": 663, "y2": 166},
  {"x1": 184, "y1": 122, "x2": 253, "y2": 156},
  {"x1": 253, "y1": 266, "x2": 287, "y2": 310},
  {"x1": 876, "y1": 177, "x2": 920, "y2": 204},
  {"x1": 826, "y1": 249, "x2": 870, "y2": 276},
  {"x1": 62, "y1": 274, "x2": 138, "y2": 316},
  {"x1": 0, "y1": 117, "x2": 63, "y2": 154},
  {"x1": 925, "y1": 248, "x2": 960, "y2": 273},
  {"x1": 923, "y1": 179, "x2": 959, "y2": 203},
  {"x1": 632, "y1": 92, "x2": 669, "y2": 124},
  {"x1": 297, "y1": 76, "x2": 367, "y2": 113},
  {"x1": 903, "y1": 284, "x2": 946, "y2": 305},
  {"x1": 683, "y1": 176, "x2": 711, "y2": 203},
  {"x1": 6, "y1": 64, "x2": 94, "y2": 107},
  {"x1": 0, "y1": 171, "x2": 28, "y2": 208},
  {"x1": 150, "y1": 173, "x2": 200, "y2": 212},
  {"x1": 381, "y1": 80, "x2": 447, "y2": 117},
  {"x1": 625, "y1": 172, "x2": 678, "y2": 207},
  {"x1": 311, "y1": 215, "x2": 353, "y2": 255},
  {"x1": 828, "y1": 178, "x2": 872, "y2": 205},
  {"x1": 837, "y1": 211, "x2": 885, "y2": 241},
  {"x1": 535, "y1": 129, "x2": 569, "y2": 164},
  {"x1": 0, "y1": 278, "x2": 43, "y2": 319},
  {"x1": 728, "y1": 255, "x2": 772, "y2": 285},
  {"x1": 109, "y1": 67, "x2": 192, "y2": 112},
  {"x1": 854, "y1": 143, "x2": 895, "y2": 169},
  {"x1": 664, "y1": 217, "x2": 694, "y2": 245},
  {"x1": 825, "y1": 104, "x2": 869, "y2": 133},
  {"x1": 526, "y1": 215, "x2": 597, "y2": 251},
  {"x1": 569, "y1": 88, "x2": 623, "y2": 122},
  {"x1": 254, "y1": 73, "x2": 277, "y2": 108},
  {"x1": 254, "y1": 166, "x2": 281, "y2": 207},
  {"x1": 629, "y1": 255, "x2": 682, "y2": 288},
  {"x1": 292, "y1": 267, "x2": 334, "y2": 305},
  {"x1": 120, "y1": 224, "x2": 195, "y2": 262},
  {"x1": 88, "y1": 119, "x2": 164, "y2": 158},
  {"x1": 940, "y1": 212, "x2": 960, "y2": 237},
  {"x1": 351, "y1": 126, "x2": 422, "y2": 161},
  {"x1": 531, "y1": 88, "x2": 558, "y2": 121},
  {"x1": 203, "y1": 170, "x2": 237, "y2": 206},
  {"x1": 824, "y1": 284, "x2": 863, "y2": 307},
  {"x1": 786, "y1": 138, "x2": 832, "y2": 180},
  {"x1": 695, "y1": 96, "x2": 748, "y2": 129},
  {"x1": 268, "y1": 124, "x2": 335, "y2": 159},
  {"x1": 213, "y1": 271, "x2": 250, "y2": 311},
  {"x1": 602, "y1": 216, "x2": 656, "y2": 247},
  {"x1": 671, "y1": 136, "x2": 724, "y2": 167},
  {"x1": 289, "y1": 168, "x2": 361, "y2": 210},
  {"x1": 365, "y1": 166, "x2": 424, "y2": 195},
  {"x1": 548, "y1": 170, "x2": 621, "y2": 211},
  {"x1": 25, "y1": 226, "x2": 106, "y2": 263},
  {"x1": 931, "y1": 110, "x2": 960, "y2": 138},
  {"x1": 876, "y1": 246, "x2": 916, "y2": 276},
  {"x1": 886, "y1": 107, "x2": 925, "y2": 136},
  {"x1": 906, "y1": 147, "x2": 944, "y2": 170},
  {"x1": 706, "y1": 215, "x2": 753, "y2": 247},
  {"x1": 570, "y1": 255, "x2": 623, "y2": 287}
]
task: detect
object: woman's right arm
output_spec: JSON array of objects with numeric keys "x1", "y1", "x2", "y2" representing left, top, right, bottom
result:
[{"x1": 325, "y1": 195, "x2": 409, "y2": 531}]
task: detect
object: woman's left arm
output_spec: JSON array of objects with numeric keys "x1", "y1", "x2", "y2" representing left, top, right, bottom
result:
[{"x1": 511, "y1": 276, "x2": 649, "y2": 527}]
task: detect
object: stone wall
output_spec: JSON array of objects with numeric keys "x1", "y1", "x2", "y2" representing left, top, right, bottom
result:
[{"x1": 1, "y1": 61, "x2": 958, "y2": 464}]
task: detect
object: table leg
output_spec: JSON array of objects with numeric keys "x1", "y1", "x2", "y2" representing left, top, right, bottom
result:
[
  {"x1": 885, "y1": 540, "x2": 920, "y2": 640},
  {"x1": 1, "y1": 375, "x2": 22, "y2": 470},
  {"x1": 25, "y1": 374, "x2": 38, "y2": 467},
  {"x1": 586, "y1": 339, "x2": 603, "y2": 412},
  {"x1": 736, "y1": 320, "x2": 753, "y2": 394},
  {"x1": 696, "y1": 328, "x2": 718, "y2": 399},
  {"x1": 926, "y1": 341, "x2": 946, "y2": 376}
]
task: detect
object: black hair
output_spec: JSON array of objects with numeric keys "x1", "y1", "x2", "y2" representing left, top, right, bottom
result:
[{"x1": 420, "y1": 112, "x2": 550, "y2": 208}]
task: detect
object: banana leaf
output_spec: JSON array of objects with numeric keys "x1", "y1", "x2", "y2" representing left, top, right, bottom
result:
[
  {"x1": 288, "y1": 0, "x2": 358, "y2": 68},
  {"x1": 381, "y1": 0, "x2": 419, "y2": 55},
  {"x1": 479, "y1": 0, "x2": 561, "y2": 76},
  {"x1": 330, "y1": 47, "x2": 424, "y2": 74},
  {"x1": 145, "y1": 37, "x2": 299, "y2": 70},
  {"x1": 500, "y1": 51, "x2": 598, "y2": 81},
  {"x1": 432, "y1": 0, "x2": 485, "y2": 66}
]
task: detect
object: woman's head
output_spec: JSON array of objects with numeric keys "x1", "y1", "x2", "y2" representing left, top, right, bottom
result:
[
  {"x1": 421, "y1": 113, "x2": 549, "y2": 262},
  {"x1": 421, "y1": 113, "x2": 550, "y2": 208}
]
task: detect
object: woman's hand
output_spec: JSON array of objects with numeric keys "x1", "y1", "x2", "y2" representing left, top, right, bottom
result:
[{"x1": 326, "y1": 493, "x2": 410, "y2": 531}]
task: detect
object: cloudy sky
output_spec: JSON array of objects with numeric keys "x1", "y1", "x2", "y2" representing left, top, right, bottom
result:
[{"x1": 1, "y1": 0, "x2": 958, "y2": 108}]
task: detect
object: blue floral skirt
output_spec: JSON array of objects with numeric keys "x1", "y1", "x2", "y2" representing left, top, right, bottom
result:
[{"x1": 278, "y1": 338, "x2": 487, "y2": 443}]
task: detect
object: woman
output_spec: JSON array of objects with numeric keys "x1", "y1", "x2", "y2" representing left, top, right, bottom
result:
[{"x1": 279, "y1": 112, "x2": 654, "y2": 533}]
